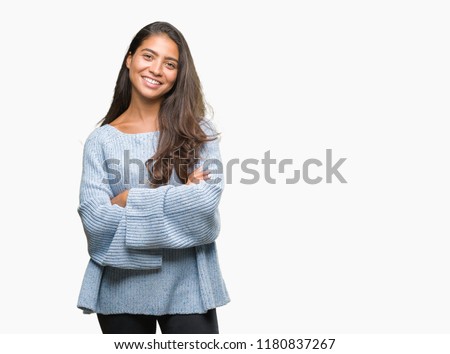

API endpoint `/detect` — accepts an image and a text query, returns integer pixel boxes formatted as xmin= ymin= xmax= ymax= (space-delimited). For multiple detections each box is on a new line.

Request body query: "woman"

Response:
xmin=77 ymin=21 xmax=229 ymax=334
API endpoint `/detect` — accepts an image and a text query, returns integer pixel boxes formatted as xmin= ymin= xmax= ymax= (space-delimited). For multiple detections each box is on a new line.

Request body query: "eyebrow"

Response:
xmin=141 ymin=48 xmax=179 ymax=63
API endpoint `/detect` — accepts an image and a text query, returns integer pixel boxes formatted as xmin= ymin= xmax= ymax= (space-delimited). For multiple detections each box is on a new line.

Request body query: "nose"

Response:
xmin=148 ymin=60 xmax=162 ymax=76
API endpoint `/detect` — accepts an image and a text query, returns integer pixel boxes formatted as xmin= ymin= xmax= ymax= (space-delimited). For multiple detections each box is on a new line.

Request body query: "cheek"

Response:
xmin=167 ymin=71 xmax=178 ymax=85
xmin=132 ymin=63 xmax=144 ymax=74
xmin=129 ymin=59 xmax=146 ymax=74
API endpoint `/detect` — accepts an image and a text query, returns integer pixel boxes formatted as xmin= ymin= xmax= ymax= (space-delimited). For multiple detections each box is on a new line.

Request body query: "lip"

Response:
xmin=142 ymin=76 xmax=163 ymax=89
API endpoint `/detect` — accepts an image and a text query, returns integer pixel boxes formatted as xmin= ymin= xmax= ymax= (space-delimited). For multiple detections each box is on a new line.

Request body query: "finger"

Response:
xmin=192 ymin=171 xmax=210 ymax=178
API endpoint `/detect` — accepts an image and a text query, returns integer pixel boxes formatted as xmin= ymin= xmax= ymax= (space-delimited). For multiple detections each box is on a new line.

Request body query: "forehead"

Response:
xmin=138 ymin=34 xmax=179 ymax=59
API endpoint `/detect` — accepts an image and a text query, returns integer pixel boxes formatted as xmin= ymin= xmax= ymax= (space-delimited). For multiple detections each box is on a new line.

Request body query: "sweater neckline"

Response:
xmin=105 ymin=124 xmax=160 ymax=136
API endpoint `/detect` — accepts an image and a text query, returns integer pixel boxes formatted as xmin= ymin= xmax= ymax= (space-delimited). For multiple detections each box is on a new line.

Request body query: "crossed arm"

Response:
xmin=110 ymin=166 xmax=211 ymax=207
xmin=78 ymin=130 xmax=224 ymax=269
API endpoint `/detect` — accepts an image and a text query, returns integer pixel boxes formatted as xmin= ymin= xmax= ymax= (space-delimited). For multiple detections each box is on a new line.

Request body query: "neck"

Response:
xmin=124 ymin=94 xmax=162 ymax=130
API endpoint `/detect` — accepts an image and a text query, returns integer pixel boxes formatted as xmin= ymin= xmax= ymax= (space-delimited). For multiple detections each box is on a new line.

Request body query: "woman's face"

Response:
xmin=126 ymin=34 xmax=179 ymax=102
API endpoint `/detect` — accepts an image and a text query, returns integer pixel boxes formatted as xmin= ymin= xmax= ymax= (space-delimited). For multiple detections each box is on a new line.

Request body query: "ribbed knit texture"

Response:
xmin=77 ymin=121 xmax=230 ymax=315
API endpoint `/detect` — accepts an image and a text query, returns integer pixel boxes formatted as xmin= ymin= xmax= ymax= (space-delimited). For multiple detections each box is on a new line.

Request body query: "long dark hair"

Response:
xmin=99 ymin=21 xmax=218 ymax=187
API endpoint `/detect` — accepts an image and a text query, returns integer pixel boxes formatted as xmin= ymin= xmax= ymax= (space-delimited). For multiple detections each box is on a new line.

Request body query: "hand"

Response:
xmin=111 ymin=189 xmax=129 ymax=207
xmin=186 ymin=166 xmax=210 ymax=185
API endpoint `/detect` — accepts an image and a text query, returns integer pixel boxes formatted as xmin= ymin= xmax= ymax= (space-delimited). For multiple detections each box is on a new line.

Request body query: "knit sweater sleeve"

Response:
xmin=124 ymin=125 xmax=225 ymax=249
xmin=77 ymin=131 xmax=163 ymax=269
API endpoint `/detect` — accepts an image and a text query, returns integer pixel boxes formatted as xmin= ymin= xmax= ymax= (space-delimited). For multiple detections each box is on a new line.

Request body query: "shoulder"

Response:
xmin=81 ymin=125 xmax=121 ymax=162
xmin=84 ymin=124 xmax=118 ymax=148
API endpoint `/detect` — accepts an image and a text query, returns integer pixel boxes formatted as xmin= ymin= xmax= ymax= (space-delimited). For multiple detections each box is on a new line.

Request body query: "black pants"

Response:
xmin=97 ymin=308 xmax=219 ymax=334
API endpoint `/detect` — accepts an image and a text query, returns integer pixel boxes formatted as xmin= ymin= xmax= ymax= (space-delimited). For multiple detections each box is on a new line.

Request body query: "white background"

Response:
xmin=0 ymin=0 xmax=449 ymax=334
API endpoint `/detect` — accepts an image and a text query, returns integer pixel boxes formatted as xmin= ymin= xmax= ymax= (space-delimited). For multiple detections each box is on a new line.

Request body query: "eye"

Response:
xmin=143 ymin=54 xmax=153 ymax=60
xmin=166 ymin=62 xmax=177 ymax=70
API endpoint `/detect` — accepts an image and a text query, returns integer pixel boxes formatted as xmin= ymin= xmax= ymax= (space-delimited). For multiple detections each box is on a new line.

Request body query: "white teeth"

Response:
xmin=144 ymin=77 xmax=162 ymax=85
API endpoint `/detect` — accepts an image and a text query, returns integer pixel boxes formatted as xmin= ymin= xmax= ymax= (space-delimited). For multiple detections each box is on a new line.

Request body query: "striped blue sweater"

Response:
xmin=77 ymin=121 xmax=230 ymax=315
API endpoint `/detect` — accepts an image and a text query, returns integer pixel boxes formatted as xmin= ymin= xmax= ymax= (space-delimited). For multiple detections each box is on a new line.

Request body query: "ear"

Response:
xmin=126 ymin=52 xmax=132 ymax=69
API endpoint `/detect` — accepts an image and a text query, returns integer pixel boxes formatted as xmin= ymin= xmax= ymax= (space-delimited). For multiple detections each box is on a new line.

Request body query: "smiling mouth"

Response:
xmin=143 ymin=76 xmax=162 ymax=85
